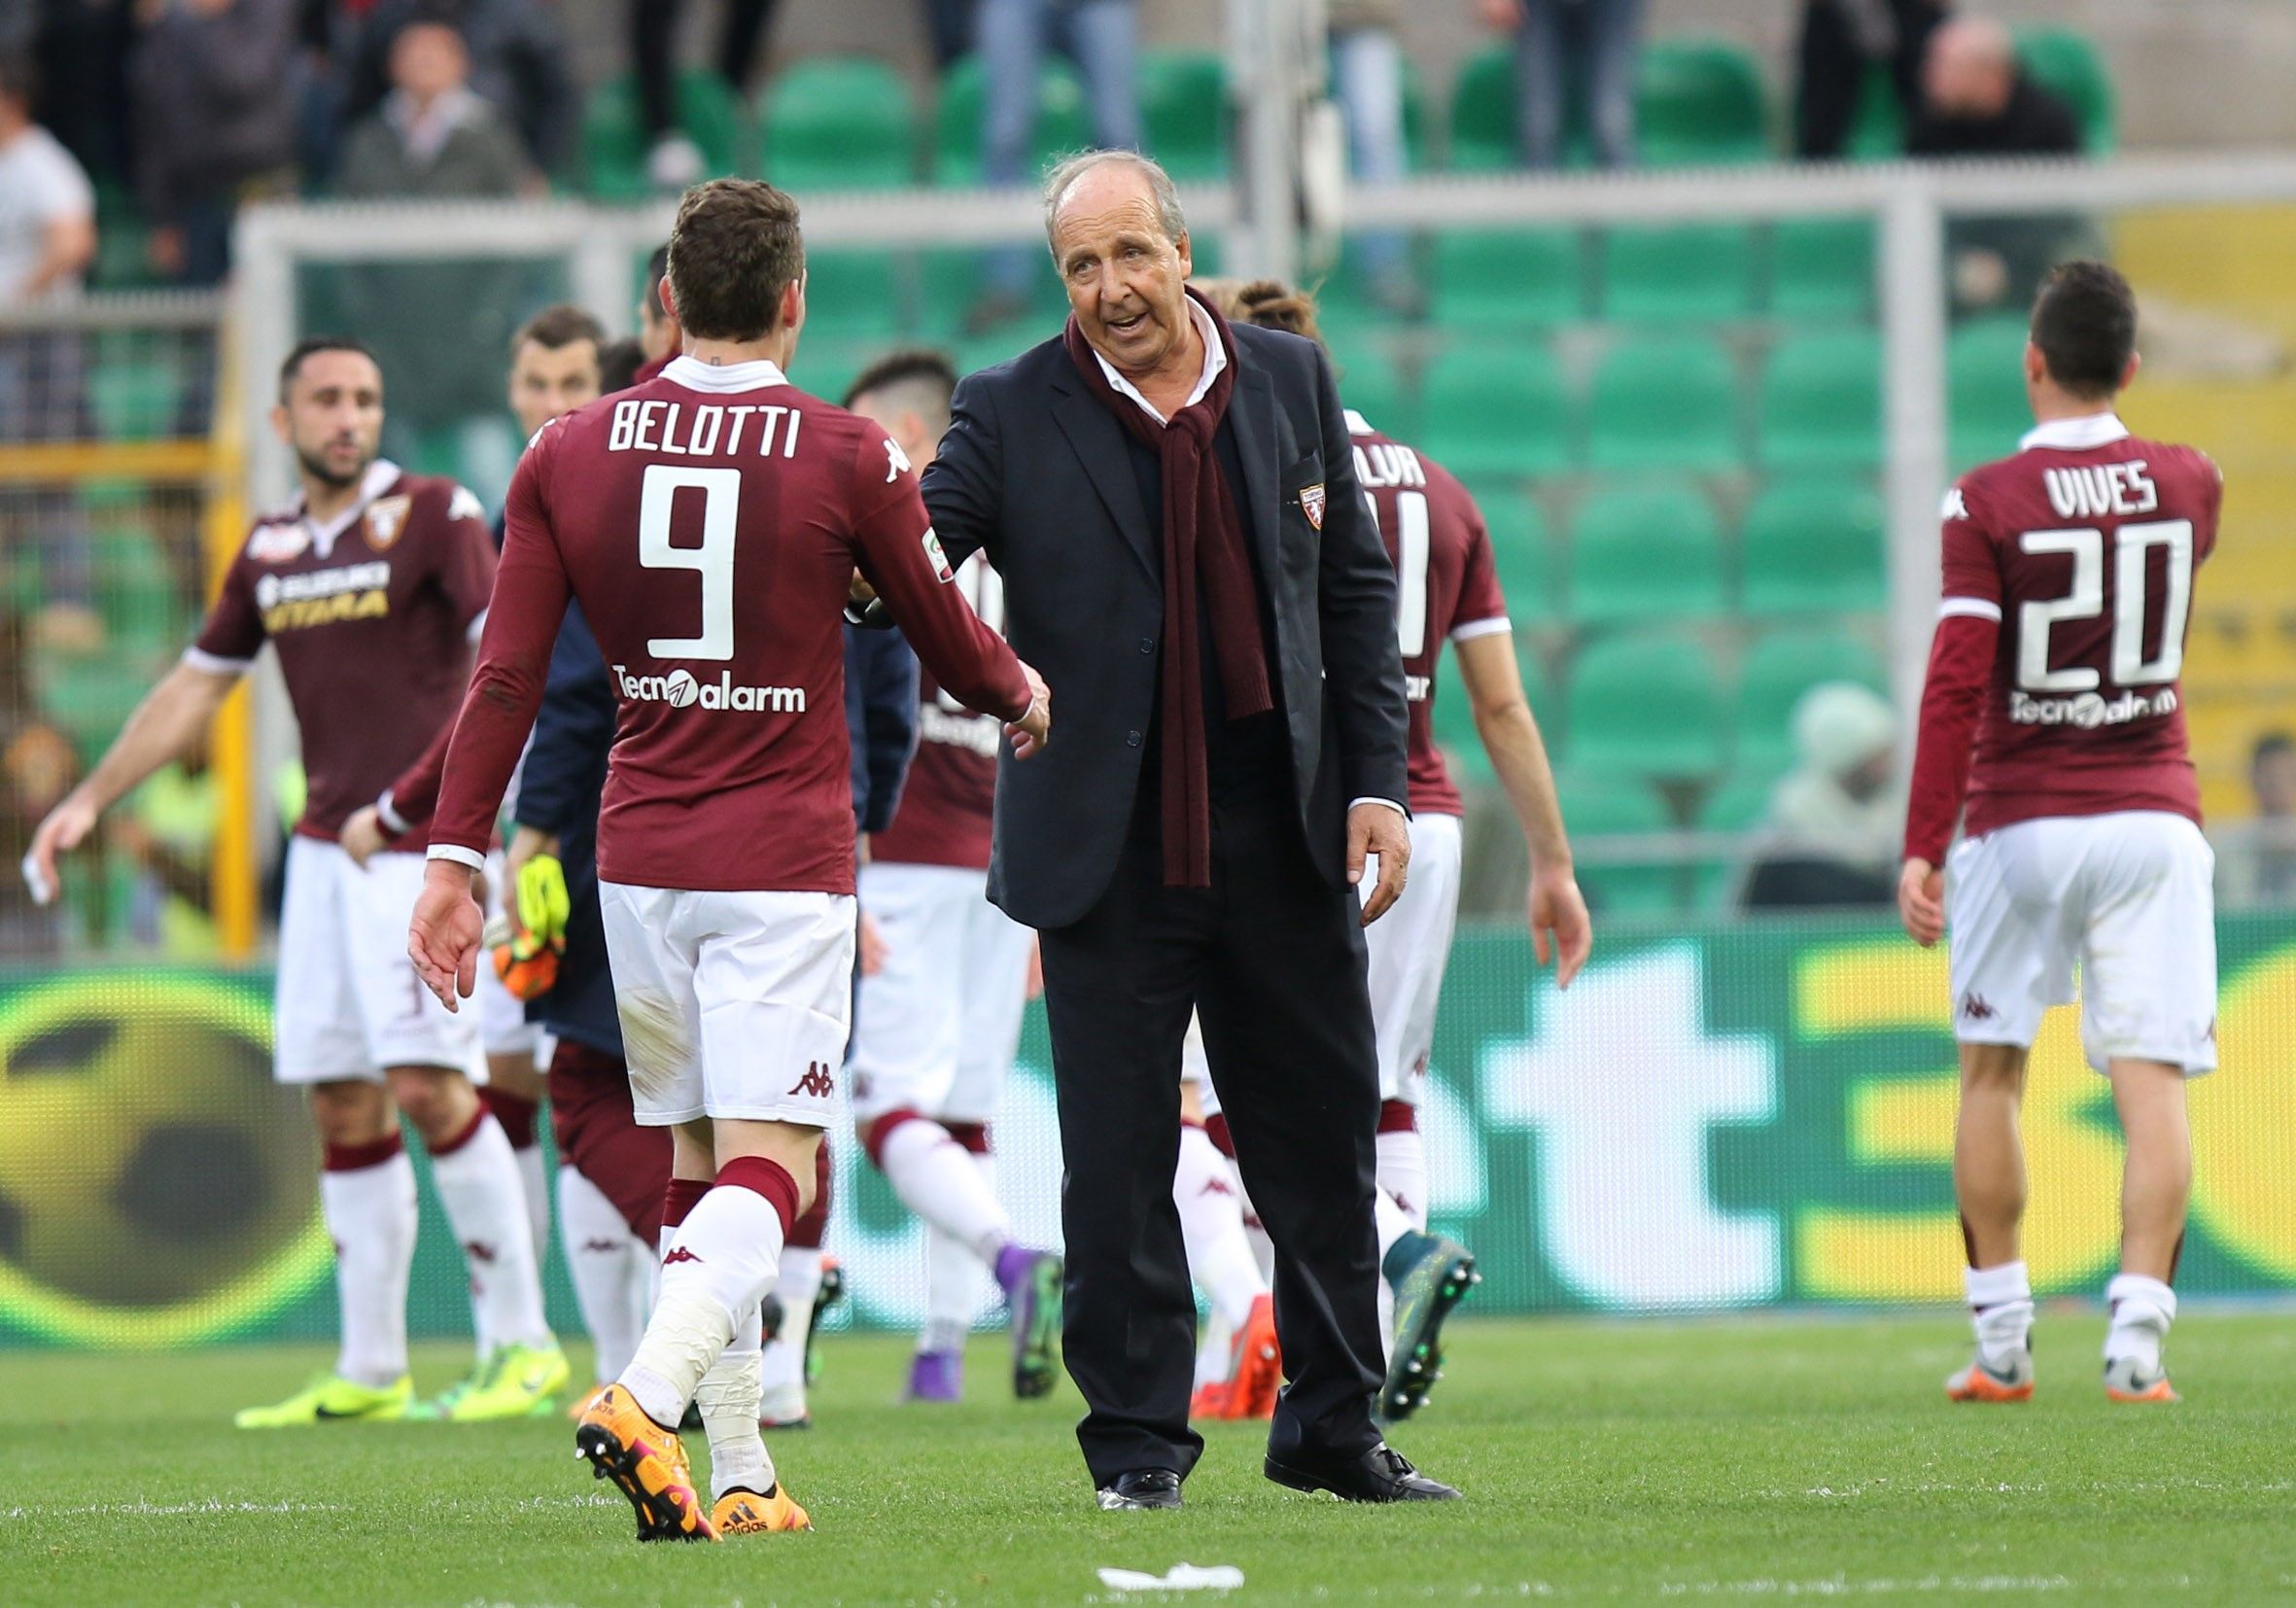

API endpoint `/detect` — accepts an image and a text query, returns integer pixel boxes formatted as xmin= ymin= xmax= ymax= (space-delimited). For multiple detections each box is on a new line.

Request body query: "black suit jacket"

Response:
xmin=921 ymin=321 xmax=1409 ymax=930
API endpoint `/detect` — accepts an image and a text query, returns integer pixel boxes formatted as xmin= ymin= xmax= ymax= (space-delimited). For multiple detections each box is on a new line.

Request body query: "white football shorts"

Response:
xmin=598 ymin=881 xmax=856 ymax=1128
xmin=478 ymin=849 xmax=543 ymax=1061
xmin=273 ymin=837 xmax=483 ymax=1085
xmin=1360 ymin=812 xmax=1464 ymax=1108
xmin=849 ymin=861 xmax=1033 ymax=1126
xmin=1946 ymin=810 xmax=2217 ymax=1075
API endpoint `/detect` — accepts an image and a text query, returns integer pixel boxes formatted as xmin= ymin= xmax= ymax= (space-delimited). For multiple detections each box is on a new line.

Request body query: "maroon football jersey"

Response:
xmin=1349 ymin=411 xmax=1511 ymax=818
xmin=1916 ymin=415 xmax=2219 ymax=854
xmin=428 ymin=357 xmax=1030 ymax=894
xmin=191 ymin=460 xmax=494 ymax=843
xmin=869 ymin=551 xmax=1002 ymax=870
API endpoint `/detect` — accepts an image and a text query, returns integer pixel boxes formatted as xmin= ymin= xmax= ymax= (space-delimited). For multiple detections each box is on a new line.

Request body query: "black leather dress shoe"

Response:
xmin=1096 ymin=1469 xmax=1184 ymax=1510
xmin=1265 ymin=1444 xmax=1461 ymax=1502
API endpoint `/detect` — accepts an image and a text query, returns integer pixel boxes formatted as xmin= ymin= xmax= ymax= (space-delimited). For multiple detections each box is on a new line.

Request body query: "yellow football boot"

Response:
xmin=412 ymin=1342 xmax=571 ymax=1423
xmin=233 ymin=1373 xmax=412 ymax=1428
xmin=575 ymin=1384 xmax=717 ymax=1542
xmin=711 ymin=1485 xmax=813 ymax=1535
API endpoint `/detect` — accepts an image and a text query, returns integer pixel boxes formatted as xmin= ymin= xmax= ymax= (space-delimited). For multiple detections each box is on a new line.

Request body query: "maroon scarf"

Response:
xmin=1064 ymin=293 xmax=1272 ymax=888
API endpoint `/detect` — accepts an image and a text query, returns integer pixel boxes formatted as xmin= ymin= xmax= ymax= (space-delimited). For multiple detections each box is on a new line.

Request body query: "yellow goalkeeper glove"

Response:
xmin=488 ymin=853 xmax=570 ymax=1001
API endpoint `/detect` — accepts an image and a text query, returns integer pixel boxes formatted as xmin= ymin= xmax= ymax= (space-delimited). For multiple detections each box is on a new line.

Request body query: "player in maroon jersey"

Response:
xmin=1183 ymin=281 xmax=1590 ymax=1423
xmin=406 ymin=180 xmax=1047 ymax=1542
xmin=23 ymin=337 xmax=565 ymax=1427
xmin=840 ymin=349 xmax=1064 ymax=1407
xmin=1900 ymin=262 xmax=2219 ymax=1407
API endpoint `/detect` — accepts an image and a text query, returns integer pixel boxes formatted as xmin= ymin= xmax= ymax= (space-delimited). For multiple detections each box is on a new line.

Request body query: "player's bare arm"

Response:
xmin=1455 ymin=629 xmax=1590 ymax=987
xmin=24 ymin=660 xmax=238 ymax=905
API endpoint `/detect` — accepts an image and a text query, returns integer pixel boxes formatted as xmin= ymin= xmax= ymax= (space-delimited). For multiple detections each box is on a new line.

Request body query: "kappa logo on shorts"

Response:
xmin=1198 ymin=1176 xmax=1235 ymax=1200
xmin=1960 ymin=992 xmax=1999 ymax=1022
xmin=788 ymin=1062 xmax=836 ymax=1099
xmin=662 ymin=1246 xmax=704 ymax=1266
xmin=464 ymin=1241 xmax=497 ymax=1265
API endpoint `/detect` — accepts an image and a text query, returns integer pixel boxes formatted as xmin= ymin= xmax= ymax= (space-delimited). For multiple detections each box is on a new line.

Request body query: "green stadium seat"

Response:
xmin=90 ymin=527 xmax=183 ymax=652
xmin=932 ymin=53 xmax=1089 ymax=187
xmin=1328 ymin=342 xmax=1411 ymax=442
xmin=1430 ymin=228 xmax=1583 ymax=329
xmin=1949 ymin=316 xmax=2034 ymax=471
xmin=1757 ymin=331 xmax=1882 ymax=472
xmin=1566 ymin=484 xmax=1726 ymax=624
xmin=1599 ymin=223 xmax=1757 ymax=324
xmin=1445 ymin=45 xmax=1516 ymax=171
xmin=1471 ymin=480 xmax=1557 ymax=624
xmin=34 ymin=648 xmax=154 ymax=763
xmin=1565 ymin=633 xmax=1727 ymax=779
xmin=758 ymin=56 xmax=917 ymax=191
xmin=1740 ymin=478 xmax=1887 ymax=614
xmin=918 ymin=246 xmax=1067 ymax=342
xmin=1553 ymin=768 xmax=1680 ymax=915
xmin=1636 ymin=39 xmax=1769 ymax=167
xmin=1769 ymin=218 xmax=1873 ymax=319
xmin=582 ymin=70 xmax=748 ymax=199
xmin=89 ymin=361 xmax=179 ymax=441
xmin=1736 ymin=627 xmax=1888 ymax=773
xmin=1584 ymin=334 xmax=1741 ymax=473
xmin=798 ymin=248 xmax=906 ymax=343
xmin=1418 ymin=343 xmax=1571 ymax=480
xmin=2016 ymin=27 xmax=2114 ymax=154
xmin=1690 ymin=767 xmax=1781 ymax=909
xmin=1845 ymin=60 xmax=1905 ymax=159
xmin=1142 ymin=49 xmax=1228 ymax=180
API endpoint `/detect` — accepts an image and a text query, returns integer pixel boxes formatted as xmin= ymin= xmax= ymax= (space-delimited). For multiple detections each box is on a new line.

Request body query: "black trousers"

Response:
xmin=1036 ymin=780 xmax=1386 ymax=1486
xmin=1793 ymin=0 xmax=1942 ymax=157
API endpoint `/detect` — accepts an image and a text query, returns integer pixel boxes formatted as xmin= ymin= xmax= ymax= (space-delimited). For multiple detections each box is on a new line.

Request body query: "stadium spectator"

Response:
xmin=333 ymin=19 xmax=531 ymax=465
xmin=967 ymin=0 xmax=1140 ymax=332
xmin=921 ymin=0 xmax=975 ymax=71
xmin=2217 ymin=732 xmax=2296 ymax=909
xmin=347 ymin=0 xmax=577 ymax=179
xmin=1 ymin=718 xmax=76 ymax=957
xmin=128 ymin=0 xmax=299 ymax=287
xmin=334 ymin=19 xmax=532 ymax=200
xmin=1331 ymin=0 xmax=1414 ymax=313
xmin=595 ymin=333 xmax=645 ymax=394
xmin=1480 ymin=0 xmax=1644 ymax=169
xmin=1795 ymin=0 xmax=1950 ymax=159
xmin=0 ymin=51 xmax=94 ymax=303
xmin=1743 ymin=681 xmax=1901 ymax=909
xmin=26 ymin=0 xmax=133 ymax=184
xmin=629 ymin=0 xmax=780 ymax=191
xmin=1906 ymin=16 xmax=2087 ymax=311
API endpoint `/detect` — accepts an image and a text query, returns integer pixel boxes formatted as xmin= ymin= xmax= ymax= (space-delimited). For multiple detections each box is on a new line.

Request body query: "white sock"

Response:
xmin=559 ymin=1166 xmax=648 ymax=1384
xmin=428 ymin=1112 xmax=554 ymax=1353
xmin=758 ymin=1245 xmax=822 ymax=1421
xmin=320 ymin=1146 xmax=417 ymax=1386
xmin=623 ymin=1179 xmax=786 ymax=1428
xmin=1175 ymin=1124 xmax=1266 ymax=1331
xmin=922 ymin=1152 xmax=995 ymax=1353
xmin=1373 ymin=1185 xmax=1414 ymax=1264
xmin=513 ymin=1140 xmax=550 ymax=1263
xmin=877 ymin=1117 xmax=1012 ymax=1267
xmin=1375 ymin=1125 xmax=1430 ymax=1233
xmin=697 ymin=1300 xmax=775 ymax=1500
xmin=1966 ymin=1260 xmax=2035 ymax=1369
xmin=2104 ymin=1273 xmax=2177 ymax=1371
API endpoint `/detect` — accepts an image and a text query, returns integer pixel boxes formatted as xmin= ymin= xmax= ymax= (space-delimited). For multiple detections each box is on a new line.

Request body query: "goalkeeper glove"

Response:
xmin=489 ymin=853 xmax=569 ymax=1001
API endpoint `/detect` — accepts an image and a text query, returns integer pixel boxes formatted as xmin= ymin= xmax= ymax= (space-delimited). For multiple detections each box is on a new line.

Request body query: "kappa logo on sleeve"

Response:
xmin=884 ymin=437 xmax=913 ymax=483
xmin=1941 ymin=487 xmax=1970 ymax=522
xmin=922 ymin=526 xmax=955 ymax=582
xmin=1299 ymin=483 xmax=1327 ymax=531
xmin=447 ymin=485 xmax=485 ymax=522
xmin=246 ymin=522 xmax=310 ymax=564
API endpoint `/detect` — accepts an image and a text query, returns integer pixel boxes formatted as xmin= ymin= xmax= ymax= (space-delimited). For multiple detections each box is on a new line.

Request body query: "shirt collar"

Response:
xmin=2020 ymin=412 xmax=2130 ymax=452
xmin=299 ymin=458 xmax=401 ymax=559
xmin=1093 ymin=295 xmax=1226 ymax=425
xmin=660 ymin=354 xmax=790 ymax=393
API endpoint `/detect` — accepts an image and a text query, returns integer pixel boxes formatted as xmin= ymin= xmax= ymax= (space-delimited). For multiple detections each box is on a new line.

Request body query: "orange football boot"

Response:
xmin=2104 ymin=1357 xmax=2180 ymax=1403
xmin=712 ymin=1484 xmax=813 ymax=1534
xmin=1945 ymin=1351 xmax=2035 ymax=1403
xmin=574 ymin=1384 xmax=717 ymax=1541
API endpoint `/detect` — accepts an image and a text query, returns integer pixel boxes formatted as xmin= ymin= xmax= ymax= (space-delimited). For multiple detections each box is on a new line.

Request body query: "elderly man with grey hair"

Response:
xmin=904 ymin=149 xmax=1456 ymax=1510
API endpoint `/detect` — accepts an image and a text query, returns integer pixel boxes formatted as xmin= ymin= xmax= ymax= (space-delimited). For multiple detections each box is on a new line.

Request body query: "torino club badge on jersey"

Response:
xmin=1300 ymin=483 xmax=1327 ymax=530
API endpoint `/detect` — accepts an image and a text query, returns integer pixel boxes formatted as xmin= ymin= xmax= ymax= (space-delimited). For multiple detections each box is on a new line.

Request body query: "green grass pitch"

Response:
xmin=7 ymin=1311 xmax=2294 ymax=1604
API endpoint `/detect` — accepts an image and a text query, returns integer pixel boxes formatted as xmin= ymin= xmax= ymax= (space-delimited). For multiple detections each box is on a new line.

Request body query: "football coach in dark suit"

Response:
xmin=917 ymin=149 xmax=1457 ymax=1509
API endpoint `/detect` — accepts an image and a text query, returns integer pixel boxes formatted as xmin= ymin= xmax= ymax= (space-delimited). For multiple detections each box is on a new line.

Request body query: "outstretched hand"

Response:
xmin=408 ymin=859 xmax=484 ymax=1010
